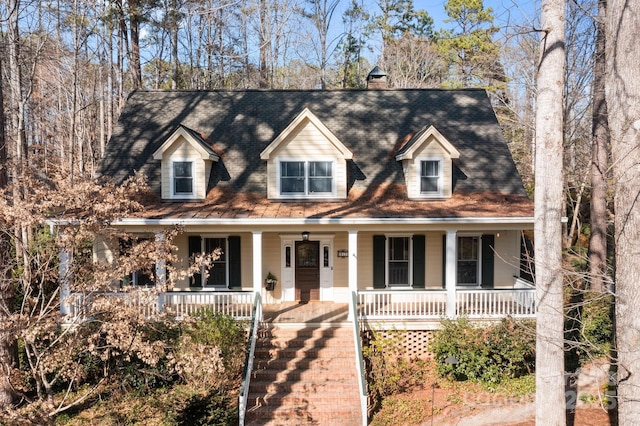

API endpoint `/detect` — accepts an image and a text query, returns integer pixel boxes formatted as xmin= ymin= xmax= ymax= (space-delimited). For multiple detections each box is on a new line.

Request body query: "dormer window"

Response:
xmin=261 ymin=108 xmax=351 ymax=201
xmin=173 ymin=161 xmax=194 ymax=195
xmin=152 ymin=125 xmax=219 ymax=201
xmin=279 ymin=160 xmax=334 ymax=196
xmin=420 ymin=159 xmax=442 ymax=195
xmin=395 ymin=125 xmax=459 ymax=200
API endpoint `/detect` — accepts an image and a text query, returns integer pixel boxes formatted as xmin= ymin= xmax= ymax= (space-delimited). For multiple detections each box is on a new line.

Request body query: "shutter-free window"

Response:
xmin=280 ymin=161 xmax=305 ymax=193
xmin=420 ymin=160 xmax=440 ymax=193
xmin=309 ymin=161 xmax=332 ymax=193
xmin=174 ymin=161 xmax=193 ymax=194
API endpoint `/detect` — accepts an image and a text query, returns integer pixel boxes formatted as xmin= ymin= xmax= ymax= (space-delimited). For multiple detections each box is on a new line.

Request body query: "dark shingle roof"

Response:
xmin=101 ymin=89 xmax=529 ymax=218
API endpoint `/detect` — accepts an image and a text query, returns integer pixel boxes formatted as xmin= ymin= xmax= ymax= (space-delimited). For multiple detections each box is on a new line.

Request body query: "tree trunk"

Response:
xmin=0 ymin=37 xmax=17 ymax=410
xmin=534 ymin=0 xmax=566 ymax=424
xmin=607 ymin=0 xmax=640 ymax=422
xmin=588 ymin=0 xmax=609 ymax=293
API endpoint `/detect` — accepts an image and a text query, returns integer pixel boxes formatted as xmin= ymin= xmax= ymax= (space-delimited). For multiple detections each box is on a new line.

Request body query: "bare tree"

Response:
xmin=534 ymin=0 xmax=566 ymax=424
xmin=0 ymin=35 xmax=17 ymax=410
xmin=607 ymin=0 xmax=640 ymax=421
xmin=588 ymin=0 xmax=609 ymax=293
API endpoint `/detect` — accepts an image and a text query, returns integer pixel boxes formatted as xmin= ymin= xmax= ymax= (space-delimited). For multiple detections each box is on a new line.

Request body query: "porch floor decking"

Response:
xmin=261 ymin=302 xmax=349 ymax=324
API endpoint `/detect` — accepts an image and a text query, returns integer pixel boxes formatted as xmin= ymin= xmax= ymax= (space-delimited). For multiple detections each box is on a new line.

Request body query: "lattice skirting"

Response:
xmin=361 ymin=329 xmax=436 ymax=360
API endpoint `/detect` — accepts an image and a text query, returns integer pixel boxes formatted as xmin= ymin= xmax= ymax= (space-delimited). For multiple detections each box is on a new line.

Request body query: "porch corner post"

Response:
xmin=445 ymin=230 xmax=457 ymax=318
xmin=348 ymin=230 xmax=358 ymax=320
xmin=252 ymin=231 xmax=263 ymax=320
xmin=59 ymin=247 xmax=71 ymax=317
xmin=155 ymin=231 xmax=166 ymax=313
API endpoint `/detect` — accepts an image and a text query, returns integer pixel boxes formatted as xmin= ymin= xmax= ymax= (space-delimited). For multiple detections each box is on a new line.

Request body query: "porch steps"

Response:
xmin=245 ymin=325 xmax=362 ymax=425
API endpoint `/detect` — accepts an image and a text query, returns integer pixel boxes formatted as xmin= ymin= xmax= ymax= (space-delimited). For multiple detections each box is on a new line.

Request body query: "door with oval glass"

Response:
xmin=295 ymin=240 xmax=320 ymax=302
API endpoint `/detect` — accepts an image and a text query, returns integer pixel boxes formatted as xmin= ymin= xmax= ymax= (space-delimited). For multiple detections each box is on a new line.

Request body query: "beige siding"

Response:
xmin=405 ymin=138 xmax=453 ymax=199
xmin=261 ymin=233 xmax=281 ymax=298
xmin=493 ymin=230 xmax=521 ymax=288
xmin=266 ymin=120 xmax=348 ymax=199
xmin=160 ymin=136 xmax=208 ymax=200
xmin=425 ymin=232 xmax=444 ymax=288
xmin=332 ymin=233 xmax=349 ymax=288
xmin=358 ymin=232 xmax=375 ymax=289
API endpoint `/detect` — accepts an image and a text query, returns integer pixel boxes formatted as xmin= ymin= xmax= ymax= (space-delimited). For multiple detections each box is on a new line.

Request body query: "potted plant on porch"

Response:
xmin=265 ymin=272 xmax=277 ymax=291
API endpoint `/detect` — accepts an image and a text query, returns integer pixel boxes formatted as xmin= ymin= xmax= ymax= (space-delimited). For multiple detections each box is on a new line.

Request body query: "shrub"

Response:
xmin=430 ymin=317 xmax=535 ymax=385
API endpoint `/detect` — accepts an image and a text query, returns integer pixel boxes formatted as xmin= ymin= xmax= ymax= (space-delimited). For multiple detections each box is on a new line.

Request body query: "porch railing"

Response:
xmin=164 ymin=291 xmax=254 ymax=319
xmin=357 ymin=287 xmax=535 ymax=320
xmin=358 ymin=290 xmax=448 ymax=319
xmin=455 ymin=288 xmax=536 ymax=318
xmin=350 ymin=291 xmax=369 ymax=426
xmin=239 ymin=291 xmax=262 ymax=426
xmin=68 ymin=290 xmax=254 ymax=321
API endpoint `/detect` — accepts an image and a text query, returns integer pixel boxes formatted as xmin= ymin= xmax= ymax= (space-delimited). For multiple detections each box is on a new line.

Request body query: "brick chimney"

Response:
xmin=367 ymin=66 xmax=387 ymax=89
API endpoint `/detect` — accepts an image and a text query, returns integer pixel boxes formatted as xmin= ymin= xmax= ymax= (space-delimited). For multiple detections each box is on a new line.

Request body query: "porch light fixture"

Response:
xmin=302 ymin=231 xmax=310 ymax=241
xmin=337 ymin=249 xmax=349 ymax=258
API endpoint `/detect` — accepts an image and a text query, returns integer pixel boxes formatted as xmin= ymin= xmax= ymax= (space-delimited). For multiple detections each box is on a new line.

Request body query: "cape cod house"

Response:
xmin=90 ymin=70 xmax=535 ymax=325
xmin=83 ymin=70 xmax=536 ymax=424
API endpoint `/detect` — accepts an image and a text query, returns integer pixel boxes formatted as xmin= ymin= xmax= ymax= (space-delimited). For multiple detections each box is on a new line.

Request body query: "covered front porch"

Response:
xmin=66 ymin=282 xmax=536 ymax=325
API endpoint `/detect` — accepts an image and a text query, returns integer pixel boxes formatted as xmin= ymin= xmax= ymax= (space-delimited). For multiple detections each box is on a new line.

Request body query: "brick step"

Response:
xmin=258 ymin=327 xmax=354 ymax=339
xmin=247 ymin=325 xmax=361 ymax=425
xmin=248 ymin=380 xmax=360 ymax=394
xmin=244 ymin=407 xmax=362 ymax=426
xmin=251 ymin=367 xmax=357 ymax=382
xmin=256 ymin=336 xmax=354 ymax=348
xmin=246 ymin=393 xmax=361 ymax=407
xmin=254 ymin=347 xmax=355 ymax=360
xmin=254 ymin=358 xmax=356 ymax=371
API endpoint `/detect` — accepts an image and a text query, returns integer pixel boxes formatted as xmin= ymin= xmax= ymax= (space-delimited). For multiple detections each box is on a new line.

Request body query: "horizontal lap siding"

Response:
xmin=406 ymin=141 xmax=452 ymax=198
xmin=493 ymin=230 xmax=520 ymax=288
xmin=426 ymin=232 xmax=444 ymax=288
xmin=267 ymin=121 xmax=348 ymax=199
xmin=332 ymin=233 xmax=348 ymax=288
xmin=162 ymin=138 xmax=207 ymax=199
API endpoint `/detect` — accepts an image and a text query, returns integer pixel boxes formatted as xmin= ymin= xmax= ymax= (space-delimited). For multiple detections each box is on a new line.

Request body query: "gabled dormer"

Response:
xmin=395 ymin=125 xmax=460 ymax=199
xmin=153 ymin=125 xmax=219 ymax=201
xmin=260 ymin=108 xmax=353 ymax=200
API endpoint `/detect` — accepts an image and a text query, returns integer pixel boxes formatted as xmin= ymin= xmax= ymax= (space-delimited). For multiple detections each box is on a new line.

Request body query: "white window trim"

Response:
xmin=199 ymin=234 xmax=229 ymax=289
xmin=416 ymin=157 xmax=444 ymax=198
xmin=385 ymin=234 xmax=413 ymax=288
xmin=170 ymin=158 xmax=199 ymax=199
xmin=276 ymin=158 xmax=337 ymax=199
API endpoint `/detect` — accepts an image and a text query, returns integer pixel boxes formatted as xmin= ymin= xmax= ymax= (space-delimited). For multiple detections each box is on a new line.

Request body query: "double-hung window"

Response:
xmin=457 ymin=236 xmax=479 ymax=285
xmin=173 ymin=161 xmax=193 ymax=195
xmin=203 ymin=237 xmax=227 ymax=287
xmin=420 ymin=159 xmax=442 ymax=195
xmin=388 ymin=236 xmax=410 ymax=287
xmin=280 ymin=160 xmax=334 ymax=196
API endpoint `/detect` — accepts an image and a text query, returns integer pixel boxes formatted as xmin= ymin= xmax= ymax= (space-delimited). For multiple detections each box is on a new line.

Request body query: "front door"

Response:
xmin=295 ymin=241 xmax=320 ymax=302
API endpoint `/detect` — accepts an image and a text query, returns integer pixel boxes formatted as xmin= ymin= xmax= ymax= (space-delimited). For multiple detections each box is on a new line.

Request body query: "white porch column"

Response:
xmin=348 ymin=230 xmax=358 ymax=320
xmin=59 ymin=248 xmax=71 ymax=316
xmin=445 ymin=230 xmax=457 ymax=318
xmin=155 ymin=231 xmax=166 ymax=313
xmin=252 ymin=231 xmax=263 ymax=307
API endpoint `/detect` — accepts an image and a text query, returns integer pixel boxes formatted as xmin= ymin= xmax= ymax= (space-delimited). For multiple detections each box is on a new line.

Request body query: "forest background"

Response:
xmin=1 ymin=0 xmax=626 ymax=423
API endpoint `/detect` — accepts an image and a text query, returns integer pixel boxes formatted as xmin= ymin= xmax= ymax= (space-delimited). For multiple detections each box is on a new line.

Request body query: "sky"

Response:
xmin=414 ymin=0 xmax=540 ymax=30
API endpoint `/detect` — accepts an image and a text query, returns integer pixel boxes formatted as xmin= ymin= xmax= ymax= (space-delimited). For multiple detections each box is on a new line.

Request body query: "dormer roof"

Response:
xmin=152 ymin=124 xmax=219 ymax=161
xmin=259 ymin=108 xmax=353 ymax=160
xmin=395 ymin=125 xmax=460 ymax=161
